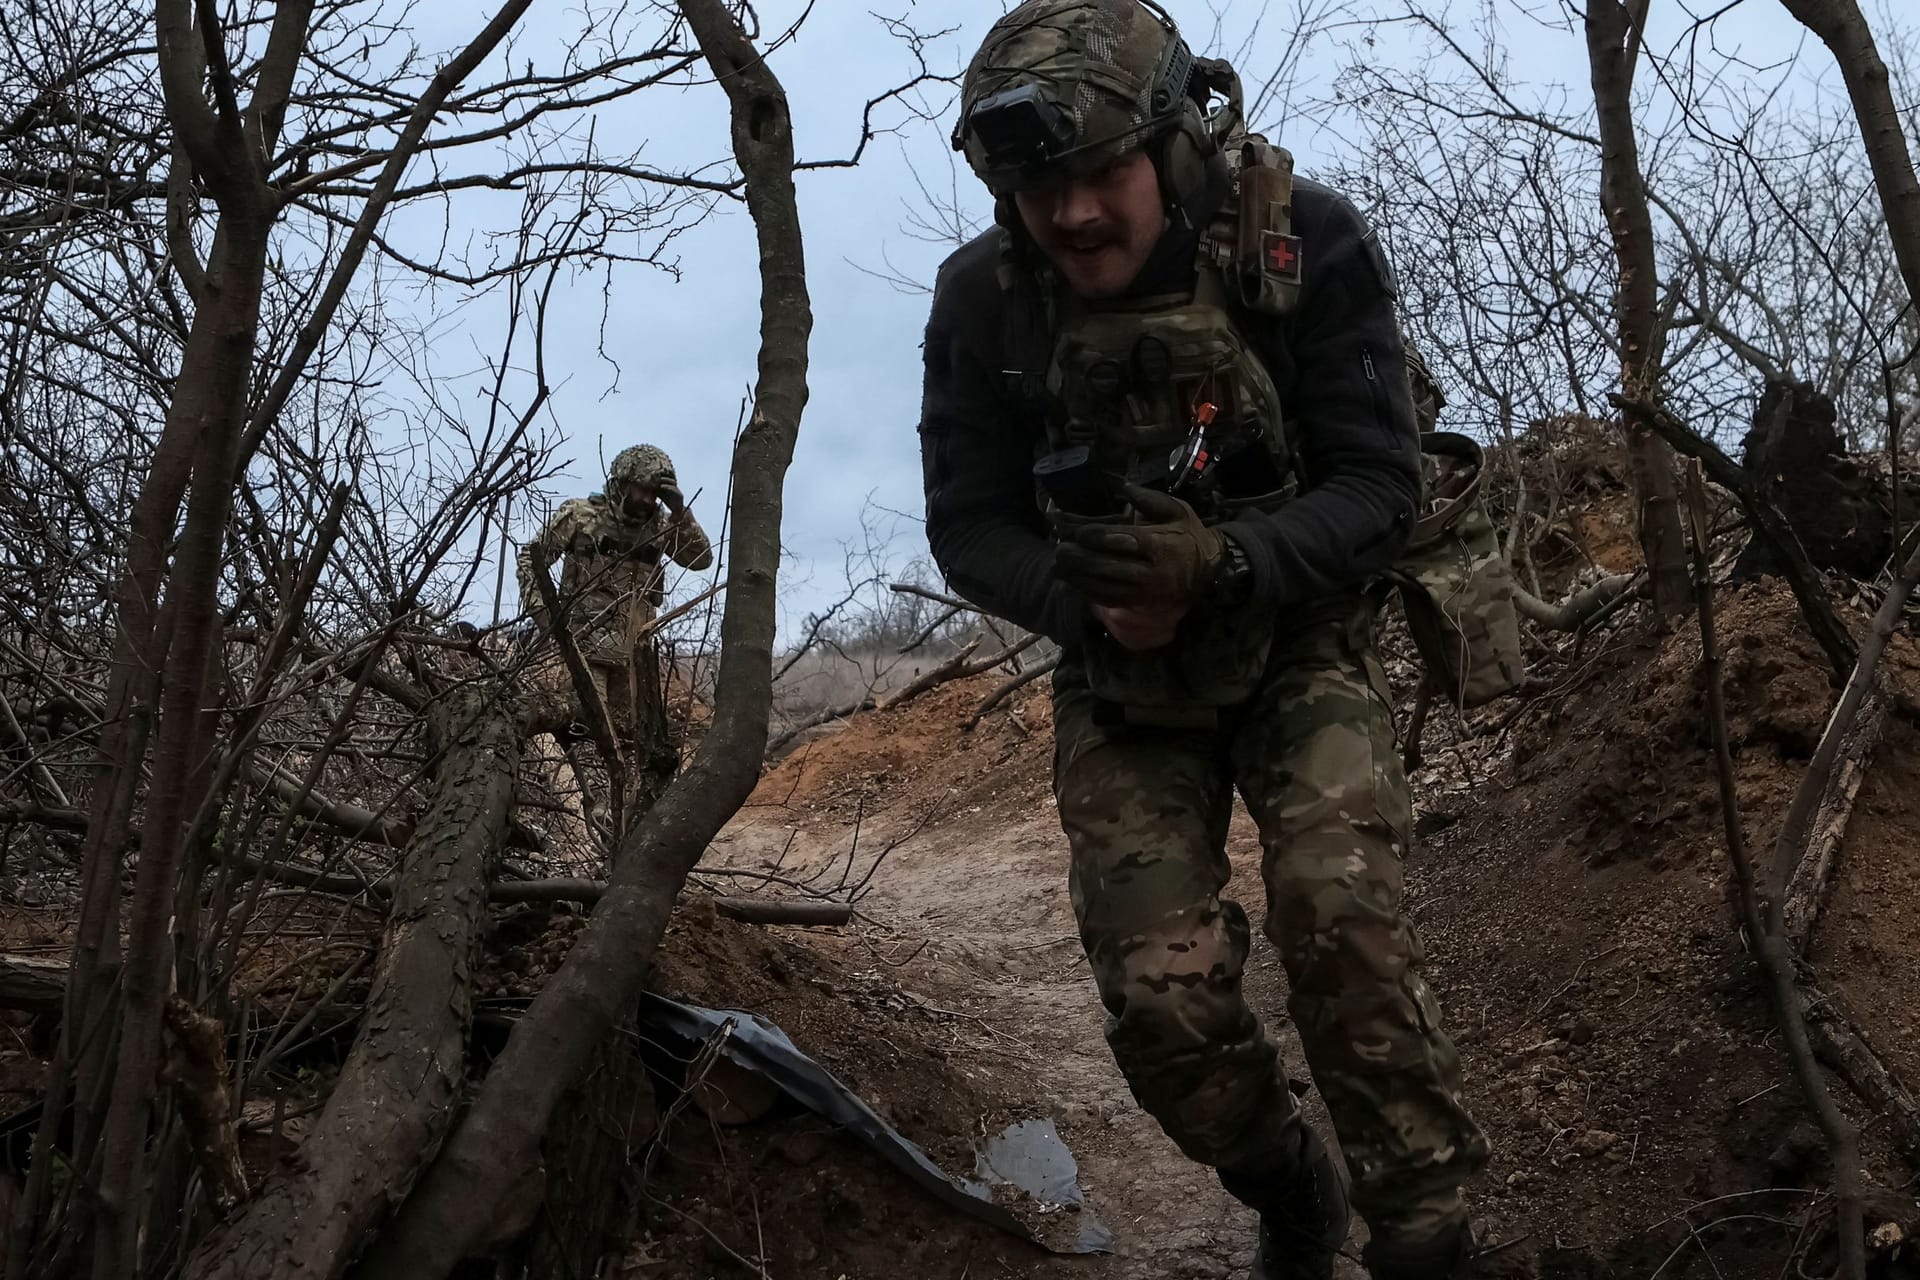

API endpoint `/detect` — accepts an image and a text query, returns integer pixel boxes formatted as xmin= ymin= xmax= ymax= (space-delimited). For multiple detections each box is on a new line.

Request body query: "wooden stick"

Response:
xmin=484 ymin=878 xmax=849 ymax=926
xmin=888 ymin=581 xmax=976 ymax=612
xmin=1686 ymin=461 xmax=1866 ymax=1280
xmin=1510 ymin=573 xmax=1639 ymax=631
xmin=526 ymin=548 xmax=627 ymax=836
xmin=1772 ymin=529 xmax=1920 ymax=946
xmin=1783 ymin=693 xmax=1884 ymax=952
xmin=964 ymin=653 xmax=1060 ymax=731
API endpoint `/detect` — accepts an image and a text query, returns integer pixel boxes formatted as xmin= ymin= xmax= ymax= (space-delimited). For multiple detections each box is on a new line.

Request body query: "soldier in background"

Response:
xmin=517 ymin=444 xmax=712 ymax=837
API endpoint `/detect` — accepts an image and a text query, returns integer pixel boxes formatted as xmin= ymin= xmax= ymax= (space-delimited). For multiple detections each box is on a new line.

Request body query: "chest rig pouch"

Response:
xmin=1041 ymin=290 xmax=1296 ymax=720
xmin=1001 ymin=128 xmax=1316 ymax=723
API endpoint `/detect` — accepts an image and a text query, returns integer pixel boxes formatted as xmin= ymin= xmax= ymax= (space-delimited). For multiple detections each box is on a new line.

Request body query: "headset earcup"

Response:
xmin=1157 ymin=107 xmax=1222 ymax=227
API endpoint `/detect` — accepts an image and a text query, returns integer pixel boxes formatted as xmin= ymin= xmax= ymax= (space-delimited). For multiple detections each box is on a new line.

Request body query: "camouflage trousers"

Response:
xmin=528 ymin=645 xmax=662 ymax=746
xmin=528 ymin=643 xmax=678 ymax=831
xmin=1051 ymin=595 xmax=1488 ymax=1241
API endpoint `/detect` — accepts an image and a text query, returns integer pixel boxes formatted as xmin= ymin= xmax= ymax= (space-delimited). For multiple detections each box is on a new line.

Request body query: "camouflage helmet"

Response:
xmin=952 ymin=0 xmax=1198 ymax=196
xmin=607 ymin=444 xmax=676 ymax=494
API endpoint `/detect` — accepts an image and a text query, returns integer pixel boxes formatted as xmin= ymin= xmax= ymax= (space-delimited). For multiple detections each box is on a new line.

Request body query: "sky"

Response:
xmin=405 ymin=0 xmax=1843 ymax=638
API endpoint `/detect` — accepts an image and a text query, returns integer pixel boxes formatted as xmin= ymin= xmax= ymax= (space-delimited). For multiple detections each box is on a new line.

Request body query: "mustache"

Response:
xmin=1057 ymin=227 xmax=1119 ymax=249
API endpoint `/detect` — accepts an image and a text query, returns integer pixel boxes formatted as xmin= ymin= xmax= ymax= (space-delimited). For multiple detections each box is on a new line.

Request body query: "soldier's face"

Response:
xmin=1013 ymin=150 xmax=1165 ymax=300
xmin=621 ymin=480 xmax=658 ymax=518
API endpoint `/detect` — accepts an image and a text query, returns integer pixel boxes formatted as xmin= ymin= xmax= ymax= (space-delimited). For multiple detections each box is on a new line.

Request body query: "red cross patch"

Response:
xmin=1262 ymin=232 xmax=1303 ymax=281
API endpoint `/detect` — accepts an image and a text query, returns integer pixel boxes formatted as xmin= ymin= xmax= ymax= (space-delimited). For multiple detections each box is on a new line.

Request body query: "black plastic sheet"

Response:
xmin=637 ymin=993 xmax=1114 ymax=1255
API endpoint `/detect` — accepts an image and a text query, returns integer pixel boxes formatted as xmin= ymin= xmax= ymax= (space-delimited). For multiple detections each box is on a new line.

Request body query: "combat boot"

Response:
xmin=1363 ymin=1221 xmax=1537 ymax=1279
xmin=1219 ymin=1125 xmax=1351 ymax=1280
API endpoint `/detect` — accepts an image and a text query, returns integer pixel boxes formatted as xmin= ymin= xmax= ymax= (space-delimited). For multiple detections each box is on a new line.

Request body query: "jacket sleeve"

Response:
xmin=660 ymin=508 xmax=714 ymax=572
xmin=918 ymin=243 xmax=1093 ymax=646
xmin=517 ymin=500 xmax=590 ymax=622
xmin=1217 ymin=192 xmax=1423 ymax=607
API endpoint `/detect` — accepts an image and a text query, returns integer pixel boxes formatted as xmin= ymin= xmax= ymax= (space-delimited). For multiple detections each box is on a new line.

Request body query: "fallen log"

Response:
xmin=875 ymin=636 xmax=982 ymax=712
xmin=184 ymin=686 xmax=518 ymax=1280
xmin=485 ymin=880 xmax=849 ymax=927
xmin=0 ymin=958 xmax=64 ymax=1015
xmin=879 ymin=632 xmax=1037 ymax=713
xmin=765 ymin=694 xmax=875 ymax=756
xmin=1510 ymin=573 xmax=1639 ymax=631
xmin=1774 ymin=526 xmax=1920 ymax=952
xmin=1783 ymin=693 xmax=1886 ymax=952
xmin=1803 ymin=984 xmax=1920 ymax=1170
xmin=708 ymin=897 xmax=851 ymax=927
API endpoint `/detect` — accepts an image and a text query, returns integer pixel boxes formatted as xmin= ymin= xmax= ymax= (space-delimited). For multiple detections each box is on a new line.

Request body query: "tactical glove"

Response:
xmin=657 ymin=480 xmax=686 ymax=514
xmin=1054 ymin=484 xmax=1227 ymax=610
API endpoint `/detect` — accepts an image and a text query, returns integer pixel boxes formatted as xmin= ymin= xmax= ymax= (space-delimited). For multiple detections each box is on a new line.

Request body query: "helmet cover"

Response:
xmin=954 ymin=0 xmax=1192 ymax=194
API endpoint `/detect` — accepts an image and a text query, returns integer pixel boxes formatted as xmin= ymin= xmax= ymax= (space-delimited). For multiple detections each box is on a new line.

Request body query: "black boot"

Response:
xmin=1363 ymin=1221 xmax=1537 ymax=1279
xmin=1219 ymin=1126 xmax=1351 ymax=1280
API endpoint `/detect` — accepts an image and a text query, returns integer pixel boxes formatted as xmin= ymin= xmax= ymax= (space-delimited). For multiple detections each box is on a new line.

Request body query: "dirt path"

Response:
xmin=655 ymin=600 xmax=1920 ymax=1279
xmin=701 ymin=748 xmax=1368 ymax=1279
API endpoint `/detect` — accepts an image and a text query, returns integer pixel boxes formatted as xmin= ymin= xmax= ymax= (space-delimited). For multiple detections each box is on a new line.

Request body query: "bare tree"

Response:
xmin=1777 ymin=0 xmax=1920 ymax=306
xmin=0 ymin=2 xmax=729 ymax=1274
xmin=1585 ymin=0 xmax=1691 ymax=616
xmin=350 ymin=2 xmax=812 ymax=1272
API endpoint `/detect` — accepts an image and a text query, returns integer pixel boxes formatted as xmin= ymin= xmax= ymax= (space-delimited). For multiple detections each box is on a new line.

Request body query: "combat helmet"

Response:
xmin=950 ymin=0 xmax=1238 ymax=222
xmin=607 ymin=444 xmax=677 ymax=519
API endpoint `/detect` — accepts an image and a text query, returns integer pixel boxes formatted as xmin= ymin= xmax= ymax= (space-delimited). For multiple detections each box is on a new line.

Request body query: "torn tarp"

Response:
xmin=637 ymin=993 xmax=1114 ymax=1255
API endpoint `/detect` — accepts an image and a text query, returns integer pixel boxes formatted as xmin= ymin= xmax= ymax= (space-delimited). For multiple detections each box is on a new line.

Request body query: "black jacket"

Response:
xmin=917 ymin=178 xmax=1422 ymax=647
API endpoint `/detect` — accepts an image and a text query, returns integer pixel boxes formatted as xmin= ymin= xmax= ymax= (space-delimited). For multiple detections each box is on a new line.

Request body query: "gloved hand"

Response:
xmin=657 ymin=480 xmax=686 ymax=515
xmin=1054 ymin=484 xmax=1226 ymax=610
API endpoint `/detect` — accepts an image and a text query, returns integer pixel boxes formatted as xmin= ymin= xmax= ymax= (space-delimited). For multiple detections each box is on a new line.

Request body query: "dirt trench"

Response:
xmin=627 ymin=585 xmax=1920 ymax=1280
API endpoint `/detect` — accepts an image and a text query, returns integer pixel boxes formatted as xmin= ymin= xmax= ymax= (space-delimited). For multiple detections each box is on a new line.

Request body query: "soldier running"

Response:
xmin=920 ymin=3 xmax=1519 ymax=1276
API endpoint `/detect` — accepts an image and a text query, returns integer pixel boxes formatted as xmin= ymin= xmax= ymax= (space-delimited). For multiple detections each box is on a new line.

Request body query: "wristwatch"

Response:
xmin=1210 ymin=532 xmax=1254 ymax=604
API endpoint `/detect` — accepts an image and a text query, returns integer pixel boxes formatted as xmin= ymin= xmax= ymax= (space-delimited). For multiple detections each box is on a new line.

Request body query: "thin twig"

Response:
xmin=1686 ymin=461 xmax=1865 ymax=1280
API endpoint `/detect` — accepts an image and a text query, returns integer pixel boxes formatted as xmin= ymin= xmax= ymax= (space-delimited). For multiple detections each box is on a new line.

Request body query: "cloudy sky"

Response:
xmin=425 ymin=0 xmax=1840 ymax=637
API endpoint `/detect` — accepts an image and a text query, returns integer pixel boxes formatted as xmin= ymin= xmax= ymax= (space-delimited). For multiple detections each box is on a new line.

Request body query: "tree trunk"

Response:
xmin=517 ymin=1033 xmax=657 ymax=1280
xmin=354 ymin=3 xmax=811 ymax=1273
xmin=89 ymin=201 xmax=278 ymax=1280
xmin=183 ymin=687 xmax=517 ymax=1280
xmin=521 ymin=643 xmax=677 ymax=1276
xmin=1775 ymin=0 xmax=1920 ymax=309
xmin=1586 ymin=0 xmax=1691 ymax=618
